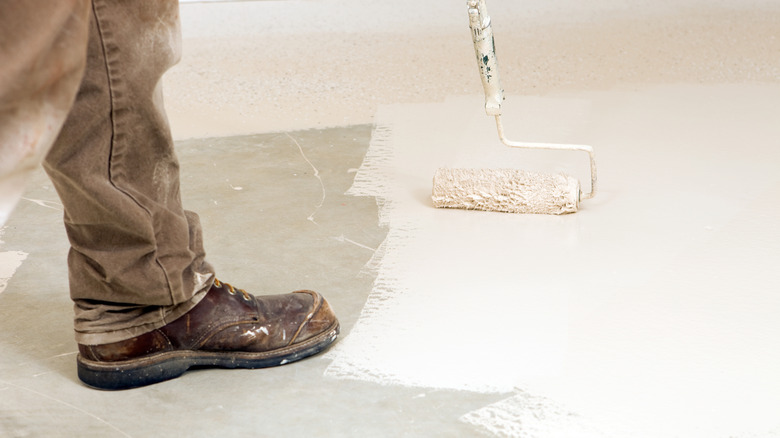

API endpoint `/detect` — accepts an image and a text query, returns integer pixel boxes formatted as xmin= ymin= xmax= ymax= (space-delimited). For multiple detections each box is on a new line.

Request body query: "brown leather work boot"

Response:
xmin=76 ymin=279 xmax=340 ymax=390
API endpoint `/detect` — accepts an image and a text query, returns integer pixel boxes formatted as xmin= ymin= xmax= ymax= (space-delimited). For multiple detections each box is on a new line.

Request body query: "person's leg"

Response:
xmin=43 ymin=0 xmax=215 ymax=345
xmin=0 ymin=0 xmax=91 ymax=226
xmin=42 ymin=0 xmax=339 ymax=389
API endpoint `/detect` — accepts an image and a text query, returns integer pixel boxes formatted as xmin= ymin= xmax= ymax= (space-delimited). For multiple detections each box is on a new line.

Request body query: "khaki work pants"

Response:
xmin=0 ymin=0 xmax=214 ymax=344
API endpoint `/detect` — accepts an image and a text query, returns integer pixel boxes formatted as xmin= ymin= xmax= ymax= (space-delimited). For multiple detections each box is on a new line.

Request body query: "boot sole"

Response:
xmin=77 ymin=321 xmax=339 ymax=390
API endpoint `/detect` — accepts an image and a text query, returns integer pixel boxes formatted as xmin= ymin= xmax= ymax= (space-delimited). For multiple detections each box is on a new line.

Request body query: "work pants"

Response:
xmin=0 ymin=0 xmax=214 ymax=344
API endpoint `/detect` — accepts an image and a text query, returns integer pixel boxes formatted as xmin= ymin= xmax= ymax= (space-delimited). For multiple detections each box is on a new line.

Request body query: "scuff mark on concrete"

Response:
xmin=0 ymin=378 xmax=133 ymax=438
xmin=21 ymin=197 xmax=63 ymax=211
xmin=332 ymin=234 xmax=376 ymax=252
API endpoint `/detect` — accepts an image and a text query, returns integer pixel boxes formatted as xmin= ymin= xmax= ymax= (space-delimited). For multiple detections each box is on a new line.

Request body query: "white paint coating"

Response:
xmin=326 ymin=84 xmax=780 ymax=437
xmin=461 ymin=391 xmax=615 ymax=438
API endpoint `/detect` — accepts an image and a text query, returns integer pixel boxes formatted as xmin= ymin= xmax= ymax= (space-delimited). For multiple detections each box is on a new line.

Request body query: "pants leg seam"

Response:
xmin=90 ymin=0 xmax=175 ymax=304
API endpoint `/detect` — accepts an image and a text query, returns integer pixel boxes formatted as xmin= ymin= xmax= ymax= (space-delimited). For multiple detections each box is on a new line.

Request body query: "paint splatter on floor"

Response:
xmin=0 ymin=227 xmax=27 ymax=295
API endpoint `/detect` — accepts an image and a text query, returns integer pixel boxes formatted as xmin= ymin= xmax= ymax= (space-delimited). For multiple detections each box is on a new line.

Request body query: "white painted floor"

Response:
xmin=1 ymin=1 xmax=779 ymax=437
xmin=327 ymin=85 xmax=780 ymax=437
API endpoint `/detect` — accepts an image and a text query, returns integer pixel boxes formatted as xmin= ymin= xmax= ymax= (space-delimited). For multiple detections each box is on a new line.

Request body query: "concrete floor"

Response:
xmin=0 ymin=127 xmax=499 ymax=437
xmin=2 ymin=0 xmax=780 ymax=437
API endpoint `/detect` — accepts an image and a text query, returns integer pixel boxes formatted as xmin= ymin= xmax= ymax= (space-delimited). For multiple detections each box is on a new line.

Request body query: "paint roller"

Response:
xmin=431 ymin=0 xmax=597 ymax=215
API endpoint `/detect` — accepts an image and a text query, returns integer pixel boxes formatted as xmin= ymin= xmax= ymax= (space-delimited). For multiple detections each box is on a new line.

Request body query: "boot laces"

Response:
xmin=214 ymin=278 xmax=251 ymax=301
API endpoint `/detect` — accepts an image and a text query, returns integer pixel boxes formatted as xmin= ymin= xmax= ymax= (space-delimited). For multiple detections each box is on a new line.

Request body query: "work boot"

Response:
xmin=76 ymin=279 xmax=340 ymax=390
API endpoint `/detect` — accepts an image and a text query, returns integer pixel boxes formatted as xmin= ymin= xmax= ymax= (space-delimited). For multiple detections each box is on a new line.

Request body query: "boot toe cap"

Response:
xmin=291 ymin=290 xmax=339 ymax=344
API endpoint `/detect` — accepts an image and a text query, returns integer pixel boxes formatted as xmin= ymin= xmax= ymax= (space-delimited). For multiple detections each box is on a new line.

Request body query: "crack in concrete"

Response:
xmin=286 ymin=132 xmax=326 ymax=224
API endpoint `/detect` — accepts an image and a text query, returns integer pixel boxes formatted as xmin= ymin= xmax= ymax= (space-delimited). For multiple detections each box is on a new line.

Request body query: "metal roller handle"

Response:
xmin=467 ymin=0 xmax=597 ymax=200
xmin=468 ymin=0 xmax=503 ymax=116
xmin=495 ymin=117 xmax=598 ymax=200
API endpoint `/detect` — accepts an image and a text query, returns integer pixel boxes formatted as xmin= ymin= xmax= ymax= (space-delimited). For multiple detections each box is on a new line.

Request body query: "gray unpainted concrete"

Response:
xmin=0 ymin=126 xmax=505 ymax=437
